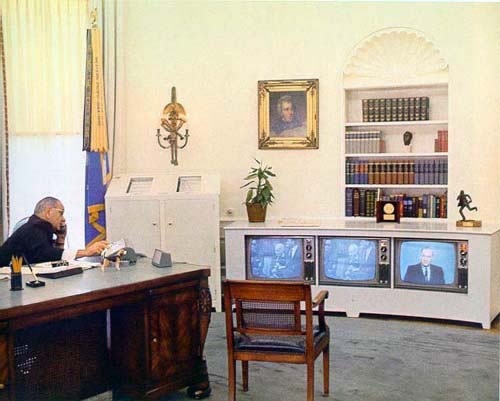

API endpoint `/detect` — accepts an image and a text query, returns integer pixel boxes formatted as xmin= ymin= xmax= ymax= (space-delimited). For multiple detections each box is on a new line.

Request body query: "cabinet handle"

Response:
xmin=0 ymin=383 xmax=5 ymax=390
xmin=152 ymin=338 xmax=158 ymax=343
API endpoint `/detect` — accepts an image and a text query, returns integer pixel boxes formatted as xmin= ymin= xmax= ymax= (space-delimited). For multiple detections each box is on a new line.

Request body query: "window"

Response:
xmin=2 ymin=0 xmax=89 ymax=247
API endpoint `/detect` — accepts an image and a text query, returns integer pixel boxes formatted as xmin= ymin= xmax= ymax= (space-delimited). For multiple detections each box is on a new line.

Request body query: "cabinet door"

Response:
xmin=107 ymin=200 xmax=161 ymax=257
xmin=162 ymin=200 xmax=217 ymax=266
xmin=149 ymin=285 xmax=201 ymax=382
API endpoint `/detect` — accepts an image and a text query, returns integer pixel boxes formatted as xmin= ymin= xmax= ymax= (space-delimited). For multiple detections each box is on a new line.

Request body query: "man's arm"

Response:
xmin=75 ymin=240 xmax=109 ymax=259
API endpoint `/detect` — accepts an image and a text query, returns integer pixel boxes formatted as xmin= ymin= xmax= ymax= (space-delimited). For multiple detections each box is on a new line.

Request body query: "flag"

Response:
xmin=83 ymin=26 xmax=110 ymax=246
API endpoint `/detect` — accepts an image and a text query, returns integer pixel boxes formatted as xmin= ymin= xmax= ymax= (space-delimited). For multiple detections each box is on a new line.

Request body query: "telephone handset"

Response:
xmin=54 ymin=224 xmax=67 ymax=246
xmin=54 ymin=222 xmax=66 ymax=235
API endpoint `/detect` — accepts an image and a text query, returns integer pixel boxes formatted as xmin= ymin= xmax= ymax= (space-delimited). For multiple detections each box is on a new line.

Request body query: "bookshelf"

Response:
xmin=342 ymin=29 xmax=449 ymax=221
xmin=343 ymin=84 xmax=449 ymax=220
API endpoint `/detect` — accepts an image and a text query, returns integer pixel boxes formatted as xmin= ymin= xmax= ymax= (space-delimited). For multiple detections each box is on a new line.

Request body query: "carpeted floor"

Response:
xmin=91 ymin=313 xmax=499 ymax=401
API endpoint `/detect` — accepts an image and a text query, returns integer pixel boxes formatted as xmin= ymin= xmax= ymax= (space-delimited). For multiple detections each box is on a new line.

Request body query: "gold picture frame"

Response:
xmin=258 ymin=79 xmax=318 ymax=149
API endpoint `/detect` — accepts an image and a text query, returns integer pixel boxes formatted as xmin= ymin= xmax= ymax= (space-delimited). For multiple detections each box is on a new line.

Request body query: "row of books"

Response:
xmin=346 ymin=159 xmax=448 ymax=185
xmin=345 ymin=131 xmax=383 ymax=154
xmin=345 ymin=188 xmax=447 ymax=218
xmin=434 ymin=130 xmax=448 ymax=152
xmin=362 ymin=97 xmax=430 ymax=122
xmin=380 ymin=193 xmax=448 ymax=219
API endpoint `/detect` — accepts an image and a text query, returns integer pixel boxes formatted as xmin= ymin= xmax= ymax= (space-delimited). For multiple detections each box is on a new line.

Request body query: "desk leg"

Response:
xmin=186 ymin=284 xmax=212 ymax=399
xmin=0 ymin=322 xmax=9 ymax=401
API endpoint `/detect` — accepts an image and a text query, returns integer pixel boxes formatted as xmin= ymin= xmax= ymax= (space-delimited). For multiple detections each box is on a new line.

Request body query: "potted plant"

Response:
xmin=241 ymin=159 xmax=275 ymax=222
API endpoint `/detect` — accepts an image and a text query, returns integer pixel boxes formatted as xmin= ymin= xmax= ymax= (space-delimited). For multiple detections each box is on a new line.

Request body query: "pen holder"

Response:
xmin=10 ymin=273 xmax=23 ymax=291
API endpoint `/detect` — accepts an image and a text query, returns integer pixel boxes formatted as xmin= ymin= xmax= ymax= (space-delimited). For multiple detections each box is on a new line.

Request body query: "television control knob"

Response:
xmin=305 ymin=244 xmax=312 ymax=251
xmin=460 ymin=250 xmax=468 ymax=256
xmin=380 ymin=254 xmax=387 ymax=261
xmin=460 ymin=258 xmax=467 ymax=266
xmin=306 ymin=252 xmax=312 ymax=259
xmin=380 ymin=246 xmax=387 ymax=253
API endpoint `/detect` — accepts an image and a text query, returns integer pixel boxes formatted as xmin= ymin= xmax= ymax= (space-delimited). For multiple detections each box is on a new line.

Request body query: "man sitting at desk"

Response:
xmin=0 ymin=197 xmax=108 ymax=266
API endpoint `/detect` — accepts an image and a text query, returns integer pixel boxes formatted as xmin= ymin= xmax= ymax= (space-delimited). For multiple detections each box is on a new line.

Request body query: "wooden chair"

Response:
xmin=223 ymin=280 xmax=330 ymax=401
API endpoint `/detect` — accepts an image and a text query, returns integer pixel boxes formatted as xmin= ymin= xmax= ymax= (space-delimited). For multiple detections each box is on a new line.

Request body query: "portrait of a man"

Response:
xmin=269 ymin=92 xmax=307 ymax=137
xmin=258 ymin=79 xmax=318 ymax=149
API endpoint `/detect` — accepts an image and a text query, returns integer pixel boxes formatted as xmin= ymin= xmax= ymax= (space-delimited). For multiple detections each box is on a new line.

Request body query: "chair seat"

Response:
xmin=234 ymin=325 xmax=329 ymax=354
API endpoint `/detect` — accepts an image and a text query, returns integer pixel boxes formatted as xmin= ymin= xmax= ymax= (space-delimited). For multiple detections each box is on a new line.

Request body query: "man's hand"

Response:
xmin=76 ymin=240 xmax=110 ymax=258
xmin=55 ymin=224 xmax=67 ymax=248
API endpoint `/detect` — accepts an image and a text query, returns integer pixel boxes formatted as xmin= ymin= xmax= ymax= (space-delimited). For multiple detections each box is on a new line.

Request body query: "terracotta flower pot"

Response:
xmin=246 ymin=203 xmax=267 ymax=222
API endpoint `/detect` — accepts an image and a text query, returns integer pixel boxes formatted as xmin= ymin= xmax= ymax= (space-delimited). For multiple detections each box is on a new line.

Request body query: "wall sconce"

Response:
xmin=156 ymin=87 xmax=189 ymax=166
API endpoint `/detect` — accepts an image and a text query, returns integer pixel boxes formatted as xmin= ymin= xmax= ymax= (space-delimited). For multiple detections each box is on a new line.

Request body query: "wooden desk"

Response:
xmin=0 ymin=260 xmax=212 ymax=401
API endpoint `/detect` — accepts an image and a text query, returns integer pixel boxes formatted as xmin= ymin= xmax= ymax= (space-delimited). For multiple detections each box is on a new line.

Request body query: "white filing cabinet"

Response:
xmin=105 ymin=173 xmax=221 ymax=310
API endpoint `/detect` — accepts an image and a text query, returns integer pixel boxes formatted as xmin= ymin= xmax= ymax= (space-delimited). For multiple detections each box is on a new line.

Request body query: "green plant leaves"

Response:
xmin=241 ymin=159 xmax=275 ymax=206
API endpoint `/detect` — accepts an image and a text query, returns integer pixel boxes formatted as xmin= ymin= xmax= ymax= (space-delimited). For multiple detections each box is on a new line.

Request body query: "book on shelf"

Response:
xmin=345 ymin=188 xmax=354 ymax=217
xmin=347 ymin=158 xmax=447 ymax=186
xmin=347 ymin=188 xmax=448 ymax=219
xmin=345 ymin=130 xmax=382 ymax=154
xmin=353 ymin=188 xmax=360 ymax=217
xmin=361 ymin=96 xmax=430 ymax=123
xmin=435 ymin=130 xmax=448 ymax=152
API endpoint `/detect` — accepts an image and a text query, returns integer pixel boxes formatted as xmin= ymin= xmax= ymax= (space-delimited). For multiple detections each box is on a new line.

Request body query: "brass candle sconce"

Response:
xmin=156 ymin=87 xmax=190 ymax=165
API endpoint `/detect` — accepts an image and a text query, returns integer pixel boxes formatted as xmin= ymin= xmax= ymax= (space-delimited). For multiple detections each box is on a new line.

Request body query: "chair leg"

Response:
xmin=323 ymin=345 xmax=330 ymax=396
xmin=307 ymin=360 xmax=314 ymax=401
xmin=242 ymin=361 xmax=249 ymax=392
xmin=228 ymin=358 xmax=236 ymax=401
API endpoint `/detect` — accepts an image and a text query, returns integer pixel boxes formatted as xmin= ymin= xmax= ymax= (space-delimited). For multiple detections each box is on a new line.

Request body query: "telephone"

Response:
xmin=55 ymin=223 xmax=67 ymax=236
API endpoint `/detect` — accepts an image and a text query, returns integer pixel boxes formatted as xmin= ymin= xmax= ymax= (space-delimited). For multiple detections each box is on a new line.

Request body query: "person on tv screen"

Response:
xmin=285 ymin=238 xmax=301 ymax=276
xmin=404 ymin=247 xmax=445 ymax=285
xmin=250 ymin=239 xmax=265 ymax=276
xmin=263 ymin=242 xmax=288 ymax=278
xmin=323 ymin=240 xmax=337 ymax=277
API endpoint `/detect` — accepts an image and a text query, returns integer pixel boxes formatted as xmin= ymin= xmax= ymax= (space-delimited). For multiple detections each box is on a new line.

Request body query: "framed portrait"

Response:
xmin=258 ymin=79 xmax=318 ymax=149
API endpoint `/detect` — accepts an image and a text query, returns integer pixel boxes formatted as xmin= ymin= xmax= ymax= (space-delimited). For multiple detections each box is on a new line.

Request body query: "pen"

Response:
xmin=23 ymin=256 xmax=40 ymax=282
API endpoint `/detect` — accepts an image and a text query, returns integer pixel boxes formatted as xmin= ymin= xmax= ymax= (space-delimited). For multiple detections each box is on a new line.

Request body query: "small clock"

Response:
xmin=376 ymin=201 xmax=400 ymax=223
xmin=383 ymin=203 xmax=395 ymax=215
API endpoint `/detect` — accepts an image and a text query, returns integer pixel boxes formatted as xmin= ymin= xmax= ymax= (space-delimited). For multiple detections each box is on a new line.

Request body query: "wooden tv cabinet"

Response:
xmin=225 ymin=219 xmax=500 ymax=329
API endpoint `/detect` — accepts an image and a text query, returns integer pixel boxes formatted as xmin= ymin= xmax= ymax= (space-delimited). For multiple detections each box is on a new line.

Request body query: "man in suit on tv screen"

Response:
xmin=404 ymin=247 xmax=445 ymax=285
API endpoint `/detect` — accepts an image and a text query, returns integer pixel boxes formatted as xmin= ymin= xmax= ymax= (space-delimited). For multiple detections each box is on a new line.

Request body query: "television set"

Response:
xmin=319 ymin=236 xmax=390 ymax=287
xmin=394 ymin=238 xmax=468 ymax=293
xmin=245 ymin=235 xmax=315 ymax=282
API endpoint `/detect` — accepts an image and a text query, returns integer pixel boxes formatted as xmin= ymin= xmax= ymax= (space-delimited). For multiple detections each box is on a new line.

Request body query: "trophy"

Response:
xmin=456 ymin=190 xmax=481 ymax=227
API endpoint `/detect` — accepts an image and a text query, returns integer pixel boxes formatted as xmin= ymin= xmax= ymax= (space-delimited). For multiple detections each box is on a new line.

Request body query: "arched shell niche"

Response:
xmin=344 ymin=28 xmax=448 ymax=88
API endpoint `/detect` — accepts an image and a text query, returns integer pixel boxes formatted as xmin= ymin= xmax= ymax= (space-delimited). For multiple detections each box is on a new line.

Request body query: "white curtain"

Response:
xmin=2 ymin=0 xmax=89 ymax=247
xmin=2 ymin=0 xmax=89 ymax=135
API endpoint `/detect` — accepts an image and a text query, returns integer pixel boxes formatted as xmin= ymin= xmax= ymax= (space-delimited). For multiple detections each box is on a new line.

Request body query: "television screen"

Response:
xmin=394 ymin=239 xmax=468 ymax=293
xmin=321 ymin=238 xmax=377 ymax=281
xmin=245 ymin=236 xmax=314 ymax=281
xmin=318 ymin=237 xmax=391 ymax=287
xmin=397 ymin=240 xmax=456 ymax=286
